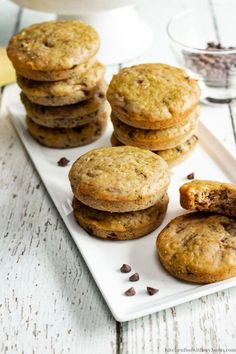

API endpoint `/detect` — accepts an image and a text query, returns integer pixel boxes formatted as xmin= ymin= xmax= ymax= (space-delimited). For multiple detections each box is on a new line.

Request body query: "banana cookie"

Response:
xmin=20 ymin=82 xmax=106 ymax=127
xmin=107 ymin=63 xmax=200 ymax=130
xmin=7 ymin=20 xmax=99 ymax=81
xmin=111 ymin=108 xmax=199 ymax=150
xmin=69 ymin=146 xmax=170 ymax=212
xmin=72 ymin=194 xmax=169 ymax=240
xmin=156 ymin=213 xmax=236 ymax=283
xmin=17 ymin=62 xmax=105 ymax=106
xmin=26 ymin=105 xmax=108 ymax=148
xmin=180 ymin=180 xmax=236 ymax=217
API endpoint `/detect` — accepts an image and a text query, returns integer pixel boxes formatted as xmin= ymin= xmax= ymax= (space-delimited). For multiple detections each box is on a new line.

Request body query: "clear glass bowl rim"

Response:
xmin=166 ymin=6 xmax=236 ymax=54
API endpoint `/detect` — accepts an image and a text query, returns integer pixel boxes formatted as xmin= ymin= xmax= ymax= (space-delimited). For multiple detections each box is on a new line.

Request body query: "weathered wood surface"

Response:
xmin=0 ymin=0 xmax=236 ymax=353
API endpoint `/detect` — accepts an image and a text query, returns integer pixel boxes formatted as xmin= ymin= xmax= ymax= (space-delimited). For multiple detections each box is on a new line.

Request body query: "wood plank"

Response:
xmin=0 ymin=87 xmax=117 ymax=354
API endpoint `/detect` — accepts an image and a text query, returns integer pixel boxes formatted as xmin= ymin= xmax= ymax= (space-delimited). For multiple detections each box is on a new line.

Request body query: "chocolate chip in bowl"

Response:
xmin=167 ymin=4 xmax=236 ymax=103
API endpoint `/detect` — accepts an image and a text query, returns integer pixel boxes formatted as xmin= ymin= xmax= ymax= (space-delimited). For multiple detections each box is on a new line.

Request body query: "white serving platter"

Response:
xmin=8 ymin=84 xmax=236 ymax=322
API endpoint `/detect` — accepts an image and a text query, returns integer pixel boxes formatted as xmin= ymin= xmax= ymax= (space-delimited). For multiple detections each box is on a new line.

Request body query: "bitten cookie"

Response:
xmin=26 ymin=103 xmax=108 ymax=148
xmin=111 ymin=108 xmax=199 ymax=150
xmin=72 ymin=193 xmax=169 ymax=240
xmin=7 ymin=20 xmax=99 ymax=81
xmin=110 ymin=133 xmax=198 ymax=166
xmin=69 ymin=146 xmax=170 ymax=212
xmin=156 ymin=212 xmax=236 ymax=283
xmin=180 ymin=180 xmax=236 ymax=217
xmin=17 ymin=61 xmax=105 ymax=106
xmin=20 ymin=81 xmax=106 ymax=127
xmin=107 ymin=63 xmax=200 ymax=130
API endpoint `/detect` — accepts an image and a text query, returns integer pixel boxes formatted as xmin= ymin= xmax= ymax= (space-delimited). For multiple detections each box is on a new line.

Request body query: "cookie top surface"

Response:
xmin=157 ymin=213 xmax=236 ymax=283
xmin=107 ymin=63 xmax=200 ymax=125
xmin=7 ymin=20 xmax=99 ymax=72
xmin=69 ymin=146 xmax=170 ymax=206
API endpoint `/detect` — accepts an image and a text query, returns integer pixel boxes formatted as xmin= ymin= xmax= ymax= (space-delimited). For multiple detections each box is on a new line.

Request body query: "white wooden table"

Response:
xmin=1 ymin=0 xmax=236 ymax=353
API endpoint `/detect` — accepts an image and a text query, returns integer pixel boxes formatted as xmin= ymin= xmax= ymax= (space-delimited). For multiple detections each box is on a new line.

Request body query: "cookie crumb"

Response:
xmin=120 ymin=264 xmax=131 ymax=273
xmin=147 ymin=287 xmax=159 ymax=296
xmin=57 ymin=157 xmax=70 ymax=167
xmin=187 ymin=172 xmax=194 ymax=180
xmin=12 ymin=194 xmax=17 ymax=199
xmin=129 ymin=273 xmax=139 ymax=282
xmin=124 ymin=287 xmax=136 ymax=296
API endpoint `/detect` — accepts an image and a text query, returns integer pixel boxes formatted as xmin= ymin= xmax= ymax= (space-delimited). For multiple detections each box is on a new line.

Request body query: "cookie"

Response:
xmin=26 ymin=103 xmax=109 ymax=148
xmin=110 ymin=133 xmax=198 ymax=166
xmin=17 ymin=61 xmax=105 ymax=106
xmin=69 ymin=146 xmax=170 ymax=212
xmin=20 ymin=82 xmax=106 ymax=127
xmin=107 ymin=63 xmax=200 ymax=130
xmin=111 ymin=108 xmax=199 ymax=150
xmin=23 ymin=96 xmax=108 ymax=129
xmin=180 ymin=180 xmax=236 ymax=217
xmin=7 ymin=20 xmax=99 ymax=81
xmin=72 ymin=193 xmax=169 ymax=240
xmin=156 ymin=213 xmax=236 ymax=283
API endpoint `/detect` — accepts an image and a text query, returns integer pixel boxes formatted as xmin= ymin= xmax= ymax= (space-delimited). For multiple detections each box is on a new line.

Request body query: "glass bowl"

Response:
xmin=167 ymin=4 xmax=236 ymax=103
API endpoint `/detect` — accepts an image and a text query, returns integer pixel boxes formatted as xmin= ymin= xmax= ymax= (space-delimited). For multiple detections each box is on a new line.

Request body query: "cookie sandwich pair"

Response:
xmin=69 ymin=146 xmax=170 ymax=240
xmin=7 ymin=20 xmax=109 ymax=148
xmin=108 ymin=63 xmax=200 ymax=166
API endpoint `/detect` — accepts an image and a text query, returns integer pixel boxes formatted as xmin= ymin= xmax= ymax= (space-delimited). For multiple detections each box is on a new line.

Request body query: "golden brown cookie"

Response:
xmin=72 ymin=193 xmax=169 ymax=240
xmin=26 ymin=103 xmax=109 ymax=148
xmin=20 ymin=82 xmax=107 ymax=127
xmin=111 ymin=108 xmax=199 ymax=150
xmin=69 ymin=146 xmax=170 ymax=212
xmin=180 ymin=180 xmax=236 ymax=217
xmin=156 ymin=212 xmax=236 ymax=283
xmin=110 ymin=133 xmax=198 ymax=166
xmin=107 ymin=63 xmax=200 ymax=130
xmin=17 ymin=62 xmax=105 ymax=106
xmin=7 ymin=20 xmax=99 ymax=81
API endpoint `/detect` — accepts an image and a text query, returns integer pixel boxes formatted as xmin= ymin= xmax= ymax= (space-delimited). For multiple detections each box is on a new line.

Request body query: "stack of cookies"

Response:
xmin=107 ymin=64 xmax=201 ymax=166
xmin=7 ymin=20 xmax=109 ymax=148
xmin=69 ymin=146 xmax=170 ymax=240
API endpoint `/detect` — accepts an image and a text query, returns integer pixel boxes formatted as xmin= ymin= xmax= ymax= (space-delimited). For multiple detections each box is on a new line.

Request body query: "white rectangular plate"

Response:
xmin=8 ymin=84 xmax=236 ymax=322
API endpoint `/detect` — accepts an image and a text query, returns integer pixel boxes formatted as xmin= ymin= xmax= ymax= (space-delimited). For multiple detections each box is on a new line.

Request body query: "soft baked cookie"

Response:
xmin=110 ymin=133 xmax=198 ymax=166
xmin=156 ymin=213 xmax=236 ymax=283
xmin=72 ymin=193 xmax=169 ymax=240
xmin=17 ymin=62 xmax=105 ymax=106
xmin=23 ymin=97 xmax=108 ymax=128
xmin=180 ymin=180 xmax=236 ymax=217
xmin=26 ymin=104 xmax=108 ymax=148
xmin=7 ymin=20 xmax=99 ymax=81
xmin=111 ymin=108 xmax=199 ymax=150
xmin=69 ymin=146 xmax=170 ymax=212
xmin=107 ymin=63 xmax=200 ymax=130
xmin=21 ymin=82 xmax=106 ymax=127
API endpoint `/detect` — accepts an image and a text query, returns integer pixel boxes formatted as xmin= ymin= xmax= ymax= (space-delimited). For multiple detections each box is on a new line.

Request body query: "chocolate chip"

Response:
xmin=120 ymin=264 xmax=131 ymax=273
xmin=124 ymin=287 xmax=136 ymax=296
xmin=57 ymin=157 xmax=70 ymax=167
xmin=129 ymin=272 xmax=139 ymax=282
xmin=147 ymin=287 xmax=159 ymax=296
xmin=187 ymin=172 xmax=195 ymax=180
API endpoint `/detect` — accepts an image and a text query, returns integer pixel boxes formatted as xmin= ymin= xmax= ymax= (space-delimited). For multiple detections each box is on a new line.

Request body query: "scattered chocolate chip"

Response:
xmin=57 ymin=157 xmax=70 ymax=167
xmin=120 ymin=264 xmax=131 ymax=273
xmin=187 ymin=172 xmax=195 ymax=180
xmin=124 ymin=287 xmax=136 ymax=296
xmin=147 ymin=287 xmax=159 ymax=296
xmin=129 ymin=272 xmax=140 ymax=282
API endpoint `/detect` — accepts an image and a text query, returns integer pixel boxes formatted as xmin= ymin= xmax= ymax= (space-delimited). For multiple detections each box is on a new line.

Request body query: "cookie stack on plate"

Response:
xmin=7 ymin=20 xmax=109 ymax=148
xmin=107 ymin=63 xmax=201 ymax=166
xmin=69 ymin=146 xmax=170 ymax=240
